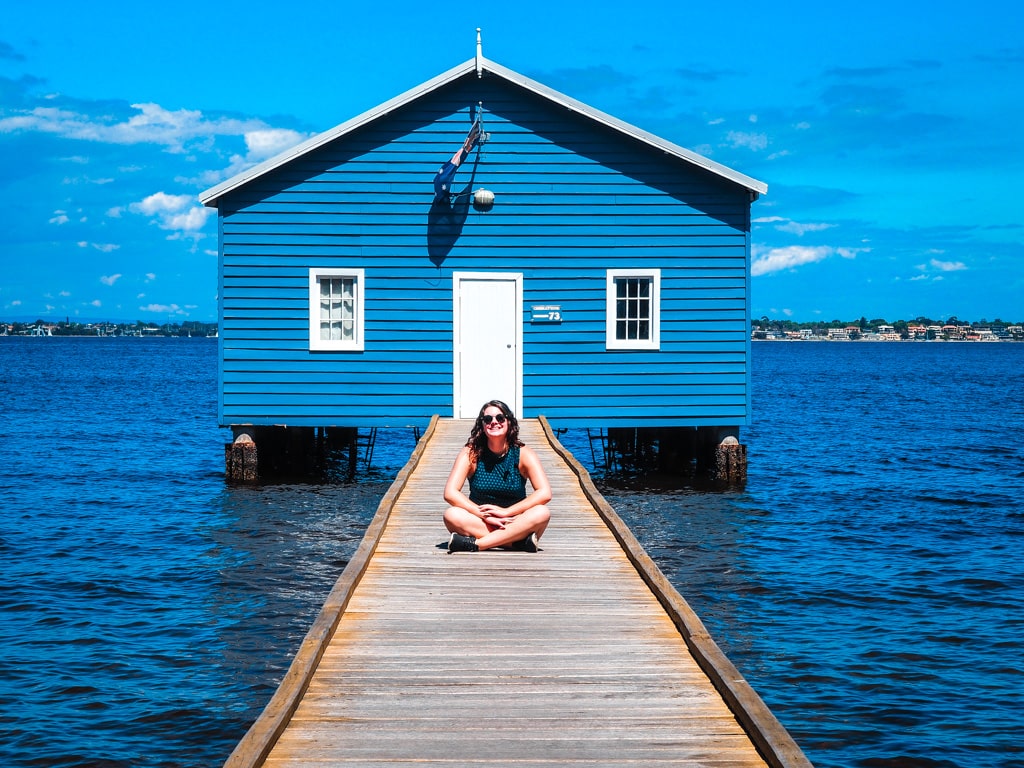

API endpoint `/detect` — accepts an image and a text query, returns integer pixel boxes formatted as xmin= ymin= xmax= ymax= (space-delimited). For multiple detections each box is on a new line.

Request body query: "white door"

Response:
xmin=453 ymin=272 xmax=522 ymax=419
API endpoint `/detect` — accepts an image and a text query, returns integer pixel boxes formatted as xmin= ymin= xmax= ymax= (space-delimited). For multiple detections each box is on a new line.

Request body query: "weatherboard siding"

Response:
xmin=217 ymin=74 xmax=751 ymax=429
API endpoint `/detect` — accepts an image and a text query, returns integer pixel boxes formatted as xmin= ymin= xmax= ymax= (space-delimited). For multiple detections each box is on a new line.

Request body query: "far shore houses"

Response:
xmin=752 ymin=324 xmax=1022 ymax=341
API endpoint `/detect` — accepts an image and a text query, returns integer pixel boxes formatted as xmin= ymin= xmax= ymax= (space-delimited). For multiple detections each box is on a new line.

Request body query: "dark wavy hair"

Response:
xmin=466 ymin=399 xmax=524 ymax=458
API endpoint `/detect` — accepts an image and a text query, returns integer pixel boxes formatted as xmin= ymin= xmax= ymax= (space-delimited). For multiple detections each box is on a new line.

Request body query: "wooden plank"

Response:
xmin=224 ymin=418 xmax=811 ymax=768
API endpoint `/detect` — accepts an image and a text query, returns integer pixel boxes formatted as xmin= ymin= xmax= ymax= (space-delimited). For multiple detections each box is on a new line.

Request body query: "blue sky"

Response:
xmin=2 ymin=0 xmax=1021 ymax=324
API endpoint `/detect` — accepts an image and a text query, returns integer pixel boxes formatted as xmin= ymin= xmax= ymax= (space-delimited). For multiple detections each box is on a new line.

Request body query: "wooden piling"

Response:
xmin=226 ymin=432 xmax=258 ymax=484
xmin=714 ymin=437 xmax=748 ymax=484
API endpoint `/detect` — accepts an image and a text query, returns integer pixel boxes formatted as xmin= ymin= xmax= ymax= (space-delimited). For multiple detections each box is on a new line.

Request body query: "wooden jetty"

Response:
xmin=224 ymin=417 xmax=811 ymax=768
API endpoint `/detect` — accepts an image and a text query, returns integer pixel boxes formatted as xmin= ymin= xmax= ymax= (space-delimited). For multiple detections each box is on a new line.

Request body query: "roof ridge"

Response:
xmin=199 ymin=57 xmax=765 ymax=206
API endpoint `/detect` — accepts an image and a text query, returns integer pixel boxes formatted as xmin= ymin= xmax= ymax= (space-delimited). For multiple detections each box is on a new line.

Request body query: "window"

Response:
xmin=606 ymin=269 xmax=660 ymax=350
xmin=309 ymin=268 xmax=365 ymax=351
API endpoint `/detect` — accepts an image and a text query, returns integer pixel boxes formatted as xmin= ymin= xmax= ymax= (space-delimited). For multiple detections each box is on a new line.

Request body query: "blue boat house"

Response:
xmin=200 ymin=45 xmax=766 ymax=482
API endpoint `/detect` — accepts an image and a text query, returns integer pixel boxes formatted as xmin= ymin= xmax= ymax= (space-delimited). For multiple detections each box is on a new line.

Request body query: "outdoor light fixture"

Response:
xmin=473 ymin=187 xmax=495 ymax=211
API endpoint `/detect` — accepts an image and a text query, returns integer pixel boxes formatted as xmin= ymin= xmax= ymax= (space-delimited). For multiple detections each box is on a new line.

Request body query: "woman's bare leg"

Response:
xmin=443 ymin=506 xmax=491 ymax=538
xmin=474 ymin=505 xmax=550 ymax=550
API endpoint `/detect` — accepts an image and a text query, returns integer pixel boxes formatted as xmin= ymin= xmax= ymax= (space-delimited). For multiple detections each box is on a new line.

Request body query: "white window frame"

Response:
xmin=605 ymin=268 xmax=661 ymax=350
xmin=309 ymin=267 xmax=365 ymax=351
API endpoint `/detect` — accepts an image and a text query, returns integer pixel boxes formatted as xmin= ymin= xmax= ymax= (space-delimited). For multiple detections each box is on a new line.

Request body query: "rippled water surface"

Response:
xmin=582 ymin=342 xmax=1024 ymax=768
xmin=1 ymin=338 xmax=1022 ymax=767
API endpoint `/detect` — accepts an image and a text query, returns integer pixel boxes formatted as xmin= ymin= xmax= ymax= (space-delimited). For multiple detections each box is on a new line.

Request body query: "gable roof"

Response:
xmin=199 ymin=57 xmax=767 ymax=207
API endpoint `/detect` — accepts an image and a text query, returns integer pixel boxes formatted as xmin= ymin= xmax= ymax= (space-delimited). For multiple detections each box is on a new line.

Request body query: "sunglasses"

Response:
xmin=481 ymin=413 xmax=507 ymax=424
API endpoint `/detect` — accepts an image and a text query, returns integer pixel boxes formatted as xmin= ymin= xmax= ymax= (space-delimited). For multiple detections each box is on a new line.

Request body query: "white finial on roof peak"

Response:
xmin=476 ymin=28 xmax=483 ymax=78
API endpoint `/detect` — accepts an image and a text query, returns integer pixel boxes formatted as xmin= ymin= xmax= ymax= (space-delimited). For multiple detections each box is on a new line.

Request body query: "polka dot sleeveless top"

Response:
xmin=469 ymin=445 xmax=526 ymax=507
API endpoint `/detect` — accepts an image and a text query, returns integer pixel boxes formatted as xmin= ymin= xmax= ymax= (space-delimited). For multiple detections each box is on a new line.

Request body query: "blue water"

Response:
xmin=1 ymin=338 xmax=1022 ymax=767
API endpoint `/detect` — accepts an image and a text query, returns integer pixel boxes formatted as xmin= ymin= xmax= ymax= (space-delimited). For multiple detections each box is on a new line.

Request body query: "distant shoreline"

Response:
xmin=753 ymin=337 xmax=1021 ymax=343
xmin=0 ymin=334 xmax=217 ymax=339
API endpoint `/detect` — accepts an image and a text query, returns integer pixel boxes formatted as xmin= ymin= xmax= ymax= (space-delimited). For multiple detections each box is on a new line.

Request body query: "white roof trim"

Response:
xmin=200 ymin=57 xmax=766 ymax=206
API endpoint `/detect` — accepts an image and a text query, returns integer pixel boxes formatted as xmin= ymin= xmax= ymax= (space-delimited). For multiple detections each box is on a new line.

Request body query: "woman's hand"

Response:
xmin=479 ymin=504 xmax=510 ymax=528
xmin=479 ymin=503 xmax=510 ymax=517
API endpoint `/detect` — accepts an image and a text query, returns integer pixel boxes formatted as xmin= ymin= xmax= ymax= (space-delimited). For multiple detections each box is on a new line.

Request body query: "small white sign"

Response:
xmin=531 ymin=305 xmax=562 ymax=324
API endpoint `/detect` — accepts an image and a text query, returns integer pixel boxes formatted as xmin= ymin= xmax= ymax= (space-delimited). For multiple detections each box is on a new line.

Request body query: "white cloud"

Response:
xmin=49 ymin=210 xmax=69 ymax=225
xmin=130 ymin=191 xmax=211 ymax=235
xmin=914 ymin=258 xmax=968 ymax=281
xmin=163 ymin=206 xmax=211 ymax=232
xmin=725 ymin=130 xmax=768 ymax=151
xmin=89 ymin=299 xmax=102 ymax=307
xmin=145 ymin=273 xmax=156 ymax=282
xmin=836 ymin=247 xmax=868 ymax=259
xmin=777 ymin=220 xmax=835 ymax=236
xmin=751 ymin=243 xmax=868 ymax=276
xmin=100 ymin=274 xmax=122 ymax=286
xmin=754 ymin=216 xmax=836 ymax=236
xmin=139 ymin=302 xmax=187 ymax=315
xmin=131 ymin=191 xmax=191 ymax=216
xmin=752 ymin=245 xmax=833 ymax=276
xmin=930 ymin=258 xmax=967 ymax=272
xmin=195 ymin=126 xmax=307 ymax=187
xmin=0 ymin=102 xmax=280 ymax=154
xmin=77 ymin=241 xmax=119 ymax=252
xmin=245 ymin=128 xmax=305 ymax=160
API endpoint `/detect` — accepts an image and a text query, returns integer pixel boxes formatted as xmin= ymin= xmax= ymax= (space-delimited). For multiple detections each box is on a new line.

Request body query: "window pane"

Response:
xmin=613 ymin=276 xmax=652 ymax=342
xmin=319 ymin=277 xmax=356 ymax=341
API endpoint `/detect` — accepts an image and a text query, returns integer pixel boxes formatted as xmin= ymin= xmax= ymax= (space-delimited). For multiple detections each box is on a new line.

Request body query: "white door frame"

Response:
xmin=452 ymin=271 xmax=523 ymax=419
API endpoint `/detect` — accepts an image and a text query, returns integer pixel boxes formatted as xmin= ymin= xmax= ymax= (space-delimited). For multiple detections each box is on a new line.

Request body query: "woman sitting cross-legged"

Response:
xmin=443 ymin=400 xmax=551 ymax=553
